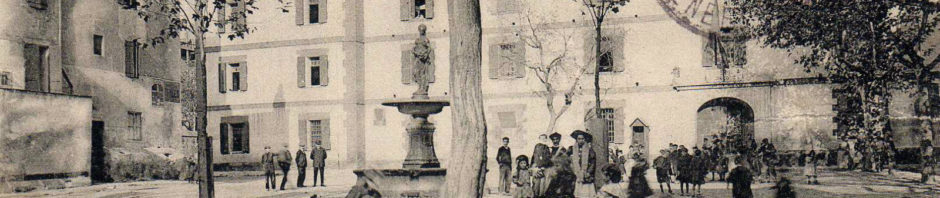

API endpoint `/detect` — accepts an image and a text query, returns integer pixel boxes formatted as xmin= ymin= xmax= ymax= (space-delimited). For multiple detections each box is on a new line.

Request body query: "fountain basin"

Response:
xmin=353 ymin=168 xmax=447 ymax=197
xmin=381 ymin=99 xmax=450 ymax=115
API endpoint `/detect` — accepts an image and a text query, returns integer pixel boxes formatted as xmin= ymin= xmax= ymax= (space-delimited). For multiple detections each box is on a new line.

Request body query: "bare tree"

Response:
xmin=509 ymin=7 xmax=591 ymax=135
xmin=445 ymin=0 xmax=487 ymax=197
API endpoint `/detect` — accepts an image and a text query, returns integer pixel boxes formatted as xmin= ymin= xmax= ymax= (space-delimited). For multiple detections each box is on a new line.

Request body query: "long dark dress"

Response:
xmin=728 ymin=166 xmax=753 ymax=198
xmin=627 ymin=161 xmax=654 ymax=198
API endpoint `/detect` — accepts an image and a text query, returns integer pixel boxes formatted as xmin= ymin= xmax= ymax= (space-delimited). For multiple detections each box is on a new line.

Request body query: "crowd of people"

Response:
xmin=493 ymin=130 xmax=796 ymax=198
xmin=260 ymin=143 xmax=329 ymax=191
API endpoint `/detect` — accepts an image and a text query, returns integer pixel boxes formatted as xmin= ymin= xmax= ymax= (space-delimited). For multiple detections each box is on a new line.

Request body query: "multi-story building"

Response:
xmin=205 ymin=0 xmax=939 ymax=187
xmin=1 ymin=0 xmax=190 ymax=190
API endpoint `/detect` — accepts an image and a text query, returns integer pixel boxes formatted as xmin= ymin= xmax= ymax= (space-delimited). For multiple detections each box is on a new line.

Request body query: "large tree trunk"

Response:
xmin=445 ymin=0 xmax=487 ymax=197
xmin=194 ymin=32 xmax=214 ymax=198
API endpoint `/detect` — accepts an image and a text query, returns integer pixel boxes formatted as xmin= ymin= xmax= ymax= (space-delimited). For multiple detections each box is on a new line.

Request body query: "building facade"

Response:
xmin=1 ymin=0 xmax=190 ymax=187
xmin=205 ymin=0 xmax=940 ymax=186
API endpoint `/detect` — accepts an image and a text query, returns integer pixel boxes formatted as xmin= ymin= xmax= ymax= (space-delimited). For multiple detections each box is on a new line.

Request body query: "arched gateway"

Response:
xmin=696 ymin=97 xmax=755 ymax=147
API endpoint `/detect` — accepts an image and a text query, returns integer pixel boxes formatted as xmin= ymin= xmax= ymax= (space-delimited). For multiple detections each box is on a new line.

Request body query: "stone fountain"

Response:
xmin=350 ymin=24 xmax=448 ymax=197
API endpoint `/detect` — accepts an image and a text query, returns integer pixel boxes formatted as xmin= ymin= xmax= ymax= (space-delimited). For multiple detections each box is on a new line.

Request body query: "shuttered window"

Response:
xmin=127 ymin=112 xmax=142 ymax=141
xmin=401 ymin=0 xmax=434 ymax=21
xmin=124 ymin=40 xmax=139 ymax=78
xmin=584 ymin=34 xmax=625 ymax=74
xmin=308 ymin=120 xmax=331 ymax=149
xmin=221 ymin=116 xmax=250 ymax=155
xmin=298 ymin=55 xmax=328 ymax=87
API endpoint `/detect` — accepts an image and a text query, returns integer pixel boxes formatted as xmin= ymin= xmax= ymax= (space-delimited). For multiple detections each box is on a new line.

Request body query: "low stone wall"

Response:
xmin=0 ymin=88 xmax=92 ymax=193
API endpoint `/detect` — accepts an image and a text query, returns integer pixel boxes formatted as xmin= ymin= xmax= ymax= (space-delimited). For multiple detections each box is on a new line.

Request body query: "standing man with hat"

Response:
xmin=295 ymin=145 xmax=308 ymax=187
xmin=569 ymin=130 xmax=596 ymax=197
xmin=262 ymin=146 xmax=277 ymax=191
xmin=311 ymin=143 xmax=328 ymax=187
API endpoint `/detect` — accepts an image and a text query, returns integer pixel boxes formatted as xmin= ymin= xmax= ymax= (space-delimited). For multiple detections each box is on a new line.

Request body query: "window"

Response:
xmin=0 ymin=71 xmax=9 ymax=86
xmin=151 ymin=83 xmax=163 ymax=105
xmin=231 ymin=64 xmax=241 ymax=91
xmin=309 ymin=57 xmax=321 ymax=86
xmin=415 ymin=0 xmax=427 ymax=18
xmin=220 ymin=116 xmax=250 ymax=154
xmin=119 ymin=0 xmax=138 ymax=9
xmin=598 ymin=52 xmax=613 ymax=72
xmin=24 ymin=44 xmax=47 ymax=92
xmin=309 ymin=3 xmax=319 ymax=24
xmin=180 ymin=49 xmax=195 ymax=61
xmin=633 ymin=126 xmax=644 ymax=133
xmin=309 ymin=120 xmax=325 ymax=147
xmin=127 ymin=112 xmax=142 ymax=140
xmin=599 ymin=108 xmax=615 ymax=143
xmin=705 ymin=28 xmax=747 ymax=68
xmin=93 ymin=35 xmax=103 ymax=55
xmin=27 ymin=0 xmax=48 ymax=10
xmin=497 ymin=111 xmax=518 ymax=128
xmin=401 ymin=0 xmax=434 ymax=21
xmin=124 ymin=40 xmax=139 ymax=78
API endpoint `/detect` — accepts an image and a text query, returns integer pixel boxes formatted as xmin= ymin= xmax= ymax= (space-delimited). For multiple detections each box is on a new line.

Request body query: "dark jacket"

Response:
xmin=261 ymin=152 xmax=276 ymax=171
xmin=278 ymin=149 xmax=292 ymax=165
xmin=311 ymin=147 xmax=328 ymax=168
xmin=533 ymin=143 xmax=552 ymax=168
xmin=296 ymin=150 xmax=308 ymax=168
xmin=543 ymin=167 xmax=576 ymax=198
xmin=497 ymin=146 xmax=512 ymax=166
xmin=728 ymin=166 xmax=753 ymax=198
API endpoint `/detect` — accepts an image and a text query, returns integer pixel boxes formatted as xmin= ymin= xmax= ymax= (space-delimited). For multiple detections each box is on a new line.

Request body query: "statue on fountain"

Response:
xmin=412 ymin=24 xmax=433 ymax=99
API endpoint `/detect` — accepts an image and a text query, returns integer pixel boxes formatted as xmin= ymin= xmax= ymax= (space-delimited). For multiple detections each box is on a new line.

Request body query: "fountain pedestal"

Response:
xmin=350 ymin=99 xmax=449 ymax=197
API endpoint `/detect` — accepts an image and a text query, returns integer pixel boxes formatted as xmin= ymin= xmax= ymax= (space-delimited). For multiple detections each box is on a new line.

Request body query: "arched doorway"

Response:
xmin=696 ymin=97 xmax=755 ymax=148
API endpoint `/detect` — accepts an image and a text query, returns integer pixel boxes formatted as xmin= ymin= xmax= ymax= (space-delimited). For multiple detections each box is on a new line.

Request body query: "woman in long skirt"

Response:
xmin=627 ymin=157 xmax=654 ymax=198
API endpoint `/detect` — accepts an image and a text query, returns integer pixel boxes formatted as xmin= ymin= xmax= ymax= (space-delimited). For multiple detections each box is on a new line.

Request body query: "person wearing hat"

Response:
xmin=311 ymin=143 xmax=328 ymax=187
xmin=262 ymin=146 xmax=277 ymax=191
xmin=295 ymin=145 xmax=308 ymax=187
xmin=277 ymin=144 xmax=293 ymax=190
xmin=569 ymin=130 xmax=596 ymax=197
xmin=531 ymin=134 xmax=552 ymax=197
xmin=653 ymin=149 xmax=673 ymax=194
xmin=549 ymin=132 xmax=563 ymax=156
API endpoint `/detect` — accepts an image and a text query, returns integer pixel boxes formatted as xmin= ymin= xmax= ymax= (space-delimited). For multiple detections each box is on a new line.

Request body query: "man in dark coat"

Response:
xmin=262 ymin=146 xmax=277 ymax=191
xmin=296 ymin=146 xmax=308 ymax=187
xmin=277 ymin=144 xmax=292 ymax=190
xmin=311 ymin=143 xmax=328 ymax=186
xmin=532 ymin=134 xmax=552 ymax=197
xmin=728 ymin=157 xmax=754 ymax=198
xmin=497 ymin=137 xmax=513 ymax=194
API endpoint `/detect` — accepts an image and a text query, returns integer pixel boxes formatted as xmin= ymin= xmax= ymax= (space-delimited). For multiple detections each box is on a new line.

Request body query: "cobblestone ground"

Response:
xmin=2 ymin=168 xmax=938 ymax=197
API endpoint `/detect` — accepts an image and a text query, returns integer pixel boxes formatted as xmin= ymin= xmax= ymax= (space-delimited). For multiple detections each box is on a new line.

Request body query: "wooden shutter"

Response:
xmin=400 ymin=0 xmax=415 ymax=21
xmin=319 ymin=56 xmax=329 ymax=86
xmin=318 ymin=0 xmax=328 ymax=23
xmin=295 ymin=0 xmax=305 ymax=25
xmin=584 ymin=35 xmax=596 ymax=74
xmin=488 ymin=44 xmax=499 ymax=79
xmin=612 ymin=35 xmax=625 ymax=72
xmin=298 ymin=119 xmax=308 ymax=148
xmin=242 ymin=122 xmax=250 ymax=153
xmin=217 ymin=4 xmax=227 ymax=33
xmin=425 ymin=0 xmax=434 ymax=19
xmin=402 ymin=49 xmax=414 ymax=84
xmin=297 ymin=57 xmax=306 ymax=87
xmin=322 ymin=119 xmax=331 ymax=149
xmin=513 ymin=41 xmax=526 ymax=78
xmin=220 ymin=123 xmax=230 ymax=154
xmin=218 ymin=63 xmax=227 ymax=93
xmin=613 ymin=107 xmax=625 ymax=144
xmin=124 ymin=40 xmax=136 ymax=77
xmin=238 ymin=61 xmax=248 ymax=91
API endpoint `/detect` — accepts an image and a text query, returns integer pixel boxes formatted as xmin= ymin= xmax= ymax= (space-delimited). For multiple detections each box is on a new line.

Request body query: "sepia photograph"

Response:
xmin=1 ymin=0 xmax=940 ymax=197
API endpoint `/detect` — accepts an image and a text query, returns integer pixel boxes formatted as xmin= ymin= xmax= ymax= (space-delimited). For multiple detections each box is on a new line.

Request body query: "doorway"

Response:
xmin=91 ymin=121 xmax=109 ymax=183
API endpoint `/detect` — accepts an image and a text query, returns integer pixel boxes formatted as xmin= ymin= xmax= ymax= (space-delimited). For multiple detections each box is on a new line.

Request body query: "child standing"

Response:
xmin=653 ymin=149 xmax=673 ymax=194
xmin=513 ymin=155 xmax=534 ymax=198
